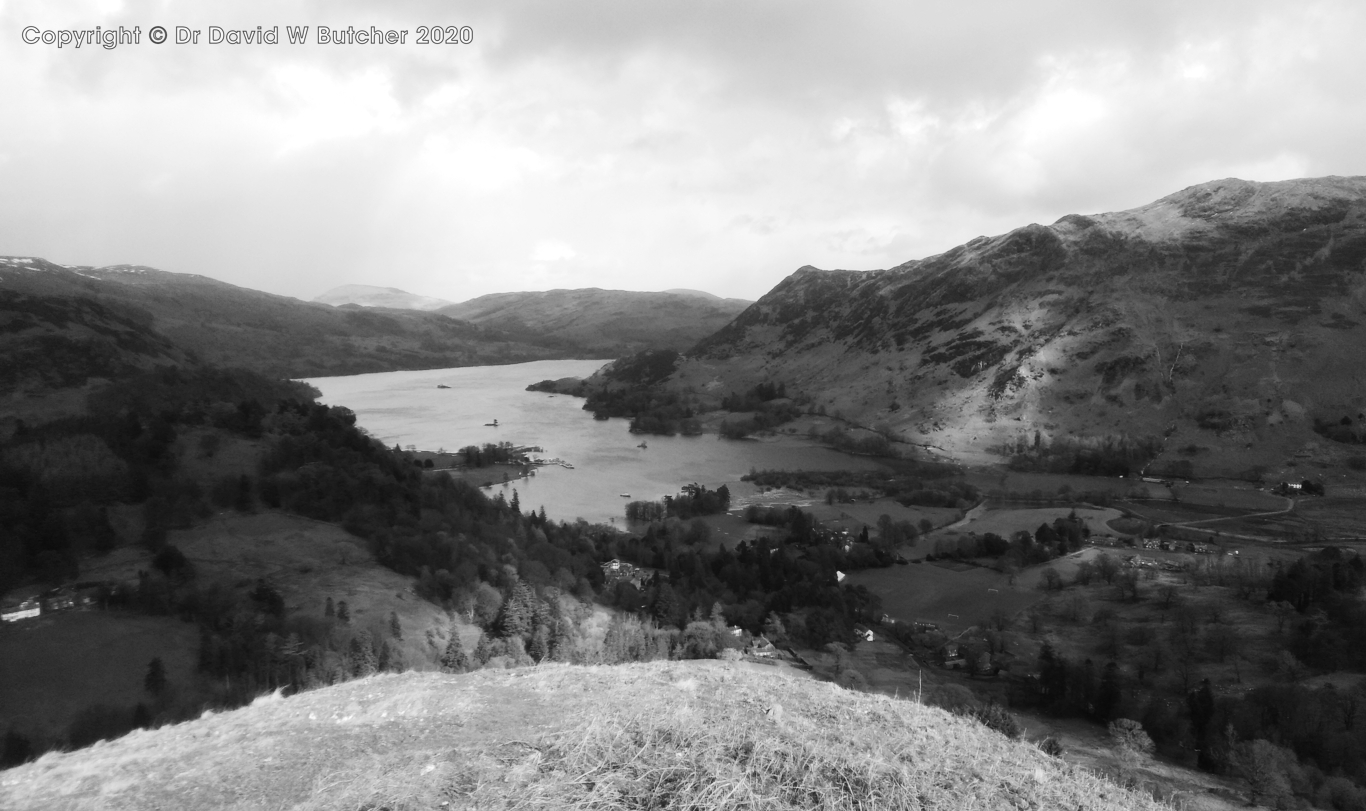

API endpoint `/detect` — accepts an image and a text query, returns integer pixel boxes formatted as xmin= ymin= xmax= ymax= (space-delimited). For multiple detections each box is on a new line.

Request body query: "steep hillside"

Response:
xmin=0 ymin=661 xmax=1169 ymax=811
xmin=312 ymin=284 xmax=454 ymax=311
xmin=438 ymin=288 xmax=751 ymax=354
xmin=0 ymin=259 xmax=191 ymax=391
xmin=678 ymin=176 xmax=1366 ymax=478
xmin=0 ymin=257 xmax=569 ymax=382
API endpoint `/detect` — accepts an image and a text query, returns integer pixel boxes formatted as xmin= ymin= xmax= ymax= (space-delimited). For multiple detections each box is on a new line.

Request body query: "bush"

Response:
xmin=1039 ymin=736 xmax=1065 ymax=758
xmin=965 ymin=702 xmax=1023 ymax=739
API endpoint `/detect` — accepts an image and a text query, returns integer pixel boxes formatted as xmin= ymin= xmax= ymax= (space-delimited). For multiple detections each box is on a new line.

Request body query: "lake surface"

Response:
xmin=305 ymin=359 xmax=887 ymax=525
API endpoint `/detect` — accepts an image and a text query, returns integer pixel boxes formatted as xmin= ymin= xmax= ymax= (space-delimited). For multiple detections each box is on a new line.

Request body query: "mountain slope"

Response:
xmin=0 ymin=257 xmax=570 ymax=383
xmin=312 ymin=284 xmax=455 ymax=311
xmin=677 ymin=176 xmax=1366 ymax=476
xmin=0 ymin=661 xmax=1167 ymax=811
xmin=438 ymin=288 xmax=751 ymax=354
xmin=0 ymin=260 xmax=191 ymax=392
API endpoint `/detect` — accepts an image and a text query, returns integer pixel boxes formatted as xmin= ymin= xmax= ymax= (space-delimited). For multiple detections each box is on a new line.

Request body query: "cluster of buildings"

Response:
xmin=0 ymin=582 xmax=117 ymax=624
xmin=599 ymin=558 xmax=653 ymax=589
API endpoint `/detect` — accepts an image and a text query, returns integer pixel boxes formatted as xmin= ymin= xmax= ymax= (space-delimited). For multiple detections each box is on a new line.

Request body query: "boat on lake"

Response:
xmin=620 ymin=493 xmax=631 ymax=498
xmin=484 ymin=419 xmax=499 ymax=427
xmin=637 ymin=442 xmax=648 ymax=449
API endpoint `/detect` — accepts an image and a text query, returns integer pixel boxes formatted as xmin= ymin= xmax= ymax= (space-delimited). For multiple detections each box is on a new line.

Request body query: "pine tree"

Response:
xmin=440 ymin=631 xmax=470 ymax=673
xmin=336 ymin=600 xmax=350 ymax=624
xmin=511 ymin=489 xmax=521 ymax=514
xmin=473 ymin=633 xmax=494 ymax=666
xmin=349 ymin=631 xmax=378 ymax=677
xmin=389 ymin=610 xmax=403 ymax=640
xmin=144 ymin=657 xmax=167 ymax=696
xmin=529 ymin=624 xmax=551 ymax=662
xmin=496 ymin=580 xmax=537 ymax=640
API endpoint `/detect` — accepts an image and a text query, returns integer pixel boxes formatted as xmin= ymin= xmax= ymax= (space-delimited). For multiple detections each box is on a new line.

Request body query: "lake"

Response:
xmin=305 ymin=359 xmax=888 ymax=525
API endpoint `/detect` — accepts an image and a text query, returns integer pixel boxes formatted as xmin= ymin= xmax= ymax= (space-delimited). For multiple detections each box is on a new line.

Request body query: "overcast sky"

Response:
xmin=2 ymin=0 xmax=1364 ymax=304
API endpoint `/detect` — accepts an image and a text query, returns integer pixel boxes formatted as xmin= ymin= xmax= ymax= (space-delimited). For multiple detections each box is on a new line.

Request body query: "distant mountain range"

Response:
xmin=312 ymin=284 xmax=455 ymax=311
xmin=0 ymin=258 xmax=566 ymax=393
xmin=0 ymin=261 xmax=754 ymax=415
xmin=435 ymin=288 xmax=751 ymax=354
xmin=632 ymin=176 xmax=1366 ymax=479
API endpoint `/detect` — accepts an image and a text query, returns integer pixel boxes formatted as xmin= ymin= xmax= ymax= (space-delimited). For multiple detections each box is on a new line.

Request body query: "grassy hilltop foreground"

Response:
xmin=0 ymin=660 xmax=1168 ymax=811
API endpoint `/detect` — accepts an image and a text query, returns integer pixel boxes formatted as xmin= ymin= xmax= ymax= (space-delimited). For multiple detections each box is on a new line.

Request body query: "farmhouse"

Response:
xmin=940 ymin=642 xmax=966 ymax=669
xmin=1 ymin=598 xmax=41 ymax=623
xmin=600 ymin=559 xmax=651 ymax=588
xmin=747 ymin=634 xmax=777 ymax=658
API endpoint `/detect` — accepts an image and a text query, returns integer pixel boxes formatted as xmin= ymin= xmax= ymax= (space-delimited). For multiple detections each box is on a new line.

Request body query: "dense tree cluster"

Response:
xmin=1007 ymin=433 xmax=1162 ymax=477
xmin=742 ymin=466 xmax=978 ymax=510
xmin=625 ymin=483 xmax=732 ymax=523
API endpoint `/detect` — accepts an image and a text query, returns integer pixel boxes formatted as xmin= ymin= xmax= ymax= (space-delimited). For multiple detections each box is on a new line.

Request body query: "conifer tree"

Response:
xmin=473 ymin=633 xmax=494 ymax=666
xmin=496 ymin=580 xmax=537 ymax=640
xmin=336 ymin=600 xmax=350 ymax=624
xmin=144 ymin=657 xmax=167 ymax=696
xmin=389 ymin=610 xmax=403 ymax=640
xmin=529 ymin=624 xmax=551 ymax=662
xmin=440 ymin=630 xmax=471 ymax=673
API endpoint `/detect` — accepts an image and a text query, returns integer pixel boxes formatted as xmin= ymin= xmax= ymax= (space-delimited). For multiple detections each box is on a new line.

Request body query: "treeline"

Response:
xmin=602 ymin=522 xmax=883 ymax=648
xmin=625 ymin=483 xmax=732 ymax=522
xmin=1313 ymin=414 xmax=1366 ymax=445
xmin=582 ymin=386 xmax=702 ymax=436
xmin=1010 ymin=545 xmax=1366 ymax=809
xmin=742 ymin=466 xmax=979 ymax=510
xmin=0 ymin=367 xmax=317 ymax=594
xmin=716 ymin=381 xmax=802 ymax=438
xmin=1007 ymin=433 xmax=1162 ymax=477
xmin=719 ymin=381 xmax=788 ymax=411
xmin=459 ymin=442 xmax=518 ymax=468
xmin=575 ymin=350 xmax=704 ymax=435
xmin=928 ymin=515 xmax=1088 ymax=568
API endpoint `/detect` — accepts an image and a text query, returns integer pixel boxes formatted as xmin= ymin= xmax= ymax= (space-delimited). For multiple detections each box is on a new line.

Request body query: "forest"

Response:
xmin=0 ymin=367 xmax=882 ymax=766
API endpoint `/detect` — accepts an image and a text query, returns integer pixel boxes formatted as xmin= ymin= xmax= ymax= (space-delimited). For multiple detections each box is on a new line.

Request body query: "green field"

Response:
xmin=0 ymin=611 xmax=200 ymax=740
xmin=844 ymin=562 xmax=1042 ymax=633
xmin=946 ymin=506 xmax=1123 ymax=540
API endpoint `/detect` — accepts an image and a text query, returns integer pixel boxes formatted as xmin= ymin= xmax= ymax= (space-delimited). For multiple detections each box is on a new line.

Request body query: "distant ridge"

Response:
xmin=438 ymin=287 xmax=752 ymax=354
xmin=313 ymin=284 xmax=455 ymax=311
xmin=640 ymin=174 xmax=1366 ymax=477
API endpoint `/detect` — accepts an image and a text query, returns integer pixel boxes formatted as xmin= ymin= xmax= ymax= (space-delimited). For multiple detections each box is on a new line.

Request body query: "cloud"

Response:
xmin=1 ymin=0 xmax=1364 ymax=303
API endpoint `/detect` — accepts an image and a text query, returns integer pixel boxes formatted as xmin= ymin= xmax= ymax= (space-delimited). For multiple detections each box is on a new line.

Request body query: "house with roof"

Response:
xmin=1 ymin=598 xmax=41 ymax=623
xmin=747 ymin=634 xmax=777 ymax=658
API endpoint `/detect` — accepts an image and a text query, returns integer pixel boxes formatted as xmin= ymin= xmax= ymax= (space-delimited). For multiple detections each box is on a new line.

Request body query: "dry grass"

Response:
xmin=1 ymin=661 xmax=1172 ymax=811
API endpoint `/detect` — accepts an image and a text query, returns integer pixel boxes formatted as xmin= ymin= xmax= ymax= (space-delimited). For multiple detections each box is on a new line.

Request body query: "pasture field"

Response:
xmin=1296 ymin=496 xmax=1366 ymax=538
xmin=82 ymin=511 xmax=447 ymax=651
xmin=1171 ymin=483 xmax=1288 ymax=511
xmin=844 ymin=562 xmax=1042 ymax=633
xmin=947 ymin=506 xmax=1124 ymax=540
xmin=0 ymin=611 xmax=199 ymax=741
xmin=962 ymin=469 xmax=1142 ymax=497
xmin=822 ymin=500 xmax=961 ymax=533
xmin=1115 ymin=501 xmax=1258 ymax=525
